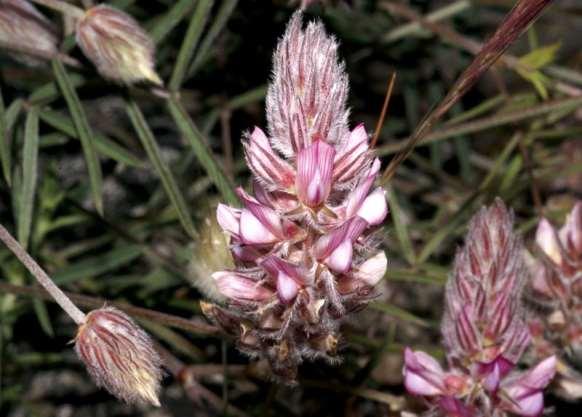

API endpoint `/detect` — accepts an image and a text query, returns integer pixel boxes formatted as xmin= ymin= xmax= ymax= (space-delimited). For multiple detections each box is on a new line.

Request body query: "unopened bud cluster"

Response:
xmin=202 ymin=12 xmax=388 ymax=381
xmin=75 ymin=306 xmax=163 ymax=406
xmin=528 ymin=201 xmax=582 ymax=399
xmin=403 ymin=199 xmax=556 ymax=417
xmin=0 ymin=1 xmax=160 ymax=84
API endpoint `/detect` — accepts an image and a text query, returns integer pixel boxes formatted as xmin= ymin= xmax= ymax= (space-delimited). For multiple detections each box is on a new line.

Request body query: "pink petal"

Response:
xmin=238 ymin=188 xmax=285 ymax=239
xmin=503 ymin=356 xmax=556 ymax=417
xmin=244 ymin=127 xmax=295 ymax=188
xmin=325 ymin=240 xmax=353 ymax=273
xmin=353 ymin=251 xmax=387 ymax=286
xmin=261 ymin=256 xmax=305 ymax=285
xmin=560 ymin=202 xmax=582 ymax=254
xmin=536 ymin=218 xmax=562 ymax=265
xmin=333 ymin=124 xmax=371 ymax=183
xmin=296 ymin=140 xmax=335 ymax=207
xmin=403 ymin=348 xmax=445 ymax=396
xmin=216 ymin=204 xmax=241 ymax=238
xmin=213 ymin=271 xmax=273 ymax=302
xmin=276 ymin=272 xmax=300 ymax=303
xmin=315 ymin=217 xmax=367 ymax=260
xmin=357 ymin=187 xmax=388 ymax=226
xmin=240 ymin=209 xmax=278 ymax=244
xmin=345 ymin=158 xmax=381 ymax=218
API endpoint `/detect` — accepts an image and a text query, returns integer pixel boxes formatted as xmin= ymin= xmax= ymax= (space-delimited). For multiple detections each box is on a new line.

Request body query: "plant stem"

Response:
xmin=0 ymin=281 xmax=220 ymax=336
xmin=0 ymin=224 xmax=86 ymax=324
xmin=29 ymin=0 xmax=85 ymax=20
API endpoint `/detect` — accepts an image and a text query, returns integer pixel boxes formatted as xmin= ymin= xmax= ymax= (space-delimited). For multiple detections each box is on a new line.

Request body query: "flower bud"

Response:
xmin=75 ymin=307 xmax=163 ymax=406
xmin=76 ymin=5 xmax=162 ymax=85
xmin=0 ymin=0 xmax=59 ymax=65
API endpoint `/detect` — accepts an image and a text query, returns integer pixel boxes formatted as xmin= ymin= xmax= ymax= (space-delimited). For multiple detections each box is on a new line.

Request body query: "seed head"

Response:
xmin=75 ymin=307 xmax=163 ymax=406
xmin=76 ymin=5 xmax=162 ymax=85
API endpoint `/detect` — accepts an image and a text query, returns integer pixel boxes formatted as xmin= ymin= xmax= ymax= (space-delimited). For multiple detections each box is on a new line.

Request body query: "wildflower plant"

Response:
xmin=403 ymin=199 xmax=556 ymax=417
xmin=202 ymin=12 xmax=388 ymax=381
xmin=528 ymin=202 xmax=582 ymax=399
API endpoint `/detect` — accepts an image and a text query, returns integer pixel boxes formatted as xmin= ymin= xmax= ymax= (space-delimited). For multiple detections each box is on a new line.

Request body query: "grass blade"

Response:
xmin=188 ymin=0 xmax=238 ymax=78
xmin=126 ymin=99 xmax=197 ymax=238
xmin=166 ymin=95 xmax=238 ymax=206
xmin=148 ymin=0 xmax=196 ymax=44
xmin=39 ymin=109 xmax=143 ymax=168
xmin=169 ymin=0 xmax=214 ymax=90
xmin=52 ymin=59 xmax=103 ymax=215
xmin=17 ymin=108 xmax=40 ymax=251
xmin=0 ymin=89 xmax=12 ymax=185
xmin=386 ymin=186 xmax=416 ymax=265
xmin=32 ymin=298 xmax=54 ymax=337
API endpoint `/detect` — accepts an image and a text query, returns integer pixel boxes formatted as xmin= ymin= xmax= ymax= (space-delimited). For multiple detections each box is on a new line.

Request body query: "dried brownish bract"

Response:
xmin=0 ymin=0 xmax=59 ymax=65
xmin=76 ymin=5 xmax=162 ymax=85
xmin=75 ymin=307 xmax=163 ymax=406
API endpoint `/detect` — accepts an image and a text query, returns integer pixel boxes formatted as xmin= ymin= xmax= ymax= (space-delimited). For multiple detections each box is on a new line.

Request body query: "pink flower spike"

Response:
xmin=244 ymin=127 xmax=295 ymax=188
xmin=240 ymin=209 xmax=278 ymax=244
xmin=403 ymin=348 xmax=446 ymax=397
xmin=216 ymin=204 xmax=241 ymax=239
xmin=353 ymin=251 xmax=387 ymax=286
xmin=296 ymin=140 xmax=335 ymax=207
xmin=357 ymin=188 xmax=388 ymax=226
xmin=213 ymin=271 xmax=273 ymax=302
xmin=325 ymin=240 xmax=353 ymax=273
xmin=333 ymin=124 xmax=371 ymax=183
xmin=536 ymin=218 xmax=563 ymax=265
xmin=502 ymin=356 xmax=556 ymax=417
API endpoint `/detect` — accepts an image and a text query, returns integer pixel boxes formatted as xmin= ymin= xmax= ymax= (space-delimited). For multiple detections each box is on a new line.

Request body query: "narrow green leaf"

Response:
xmin=53 ymin=245 xmax=142 ymax=285
xmin=386 ymin=187 xmax=415 ymax=265
xmin=188 ymin=0 xmax=238 ymax=77
xmin=169 ymin=0 xmax=214 ymax=90
xmin=32 ymin=298 xmax=54 ymax=337
xmin=149 ymin=0 xmax=196 ymax=44
xmin=39 ymin=110 xmax=143 ymax=167
xmin=126 ymin=100 xmax=197 ymax=238
xmin=370 ymin=302 xmax=433 ymax=328
xmin=17 ymin=108 xmax=40 ymax=251
xmin=52 ymin=59 xmax=103 ymax=215
xmin=0 ymin=88 xmax=11 ymax=185
xmin=167 ymin=95 xmax=238 ymax=206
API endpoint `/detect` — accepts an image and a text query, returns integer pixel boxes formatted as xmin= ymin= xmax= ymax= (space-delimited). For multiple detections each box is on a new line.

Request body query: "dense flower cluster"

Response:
xmin=528 ymin=202 xmax=582 ymax=400
xmin=403 ymin=199 xmax=556 ymax=416
xmin=202 ymin=12 xmax=388 ymax=381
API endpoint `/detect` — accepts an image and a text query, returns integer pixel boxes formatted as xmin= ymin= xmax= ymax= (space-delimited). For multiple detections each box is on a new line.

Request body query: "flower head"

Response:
xmin=527 ymin=201 xmax=582 ymax=400
xmin=76 ymin=5 xmax=161 ymax=85
xmin=0 ymin=0 xmax=59 ymax=65
xmin=75 ymin=307 xmax=163 ymax=406
xmin=203 ymin=12 xmax=387 ymax=382
xmin=403 ymin=199 xmax=556 ymax=417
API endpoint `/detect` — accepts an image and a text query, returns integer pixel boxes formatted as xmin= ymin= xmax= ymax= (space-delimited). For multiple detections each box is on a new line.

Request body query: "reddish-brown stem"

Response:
xmin=371 ymin=72 xmax=397 ymax=149
xmin=0 ymin=281 xmax=219 ymax=335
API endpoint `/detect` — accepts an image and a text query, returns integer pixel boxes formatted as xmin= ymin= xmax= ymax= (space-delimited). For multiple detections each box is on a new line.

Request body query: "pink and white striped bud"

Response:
xmin=75 ymin=307 xmax=163 ymax=406
xmin=0 ymin=0 xmax=59 ymax=65
xmin=76 ymin=5 xmax=162 ymax=85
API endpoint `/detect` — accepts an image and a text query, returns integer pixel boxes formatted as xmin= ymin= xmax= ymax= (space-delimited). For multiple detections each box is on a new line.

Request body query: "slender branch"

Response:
xmin=371 ymin=72 xmax=396 ymax=148
xmin=380 ymin=0 xmax=555 ymax=184
xmin=29 ymin=0 xmax=85 ymax=19
xmin=0 ymin=281 xmax=220 ymax=336
xmin=0 ymin=224 xmax=86 ymax=324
